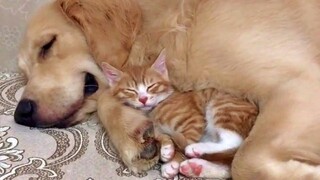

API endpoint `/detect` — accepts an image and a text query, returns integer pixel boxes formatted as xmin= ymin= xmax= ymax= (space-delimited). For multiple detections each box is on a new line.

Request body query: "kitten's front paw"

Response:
xmin=161 ymin=161 xmax=179 ymax=179
xmin=161 ymin=144 xmax=175 ymax=162
xmin=185 ymin=143 xmax=206 ymax=158
xmin=179 ymin=159 xmax=203 ymax=177
xmin=179 ymin=158 xmax=231 ymax=178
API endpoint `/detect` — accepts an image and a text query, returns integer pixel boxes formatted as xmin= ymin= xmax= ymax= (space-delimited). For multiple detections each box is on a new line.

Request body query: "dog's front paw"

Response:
xmin=139 ymin=138 xmax=158 ymax=160
xmin=122 ymin=142 xmax=160 ymax=174
xmin=132 ymin=120 xmax=159 ymax=160
xmin=130 ymin=154 xmax=160 ymax=173
xmin=122 ymin=120 xmax=160 ymax=173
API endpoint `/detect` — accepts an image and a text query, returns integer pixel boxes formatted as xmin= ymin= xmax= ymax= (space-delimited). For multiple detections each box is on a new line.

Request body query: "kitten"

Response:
xmin=101 ymin=49 xmax=258 ymax=179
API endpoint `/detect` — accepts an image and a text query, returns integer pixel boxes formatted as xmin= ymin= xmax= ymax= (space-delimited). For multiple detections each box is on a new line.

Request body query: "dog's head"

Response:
xmin=15 ymin=2 xmax=107 ymax=128
xmin=15 ymin=0 xmax=142 ymax=128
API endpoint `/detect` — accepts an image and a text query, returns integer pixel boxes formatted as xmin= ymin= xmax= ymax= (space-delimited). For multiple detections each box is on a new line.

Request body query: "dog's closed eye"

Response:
xmin=39 ymin=35 xmax=56 ymax=59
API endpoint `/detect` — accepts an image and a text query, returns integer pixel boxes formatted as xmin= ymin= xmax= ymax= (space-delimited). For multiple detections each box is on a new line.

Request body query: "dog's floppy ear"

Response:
xmin=57 ymin=0 xmax=142 ymax=68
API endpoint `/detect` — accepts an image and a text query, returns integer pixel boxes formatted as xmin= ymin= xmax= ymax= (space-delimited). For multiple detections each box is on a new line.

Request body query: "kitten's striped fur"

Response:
xmin=151 ymin=89 xmax=257 ymax=150
xmin=101 ymin=50 xmax=258 ymax=178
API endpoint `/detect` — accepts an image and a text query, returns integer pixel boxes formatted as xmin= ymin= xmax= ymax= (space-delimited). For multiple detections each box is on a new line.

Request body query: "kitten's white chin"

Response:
xmin=140 ymin=106 xmax=153 ymax=111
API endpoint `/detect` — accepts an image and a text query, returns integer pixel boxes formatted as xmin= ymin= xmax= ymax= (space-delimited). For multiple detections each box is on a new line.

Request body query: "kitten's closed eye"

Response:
xmin=147 ymin=83 xmax=158 ymax=92
xmin=147 ymin=83 xmax=169 ymax=94
xmin=118 ymin=88 xmax=138 ymax=98
xmin=124 ymin=88 xmax=138 ymax=94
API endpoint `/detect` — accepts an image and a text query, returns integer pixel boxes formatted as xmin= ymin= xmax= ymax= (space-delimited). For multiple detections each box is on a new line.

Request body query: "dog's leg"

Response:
xmin=232 ymin=79 xmax=320 ymax=180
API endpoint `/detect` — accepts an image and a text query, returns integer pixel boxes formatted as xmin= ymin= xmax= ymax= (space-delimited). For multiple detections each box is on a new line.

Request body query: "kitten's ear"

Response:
xmin=101 ymin=62 xmax=123 ymax=86
xmin=151 ymin=49 xmax=168 ymax=79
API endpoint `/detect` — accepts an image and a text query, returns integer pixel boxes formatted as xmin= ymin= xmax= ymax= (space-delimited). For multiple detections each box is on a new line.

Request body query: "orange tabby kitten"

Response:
xmin=101 ymin=50 xmax=258 ymax=179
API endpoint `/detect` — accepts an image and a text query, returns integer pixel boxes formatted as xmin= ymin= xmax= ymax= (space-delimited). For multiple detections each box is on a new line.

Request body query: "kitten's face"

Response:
xmin=113 ymin=69 xmax=173 ymax=111
xmin=101 ymin=49 xmax=173 ymax=111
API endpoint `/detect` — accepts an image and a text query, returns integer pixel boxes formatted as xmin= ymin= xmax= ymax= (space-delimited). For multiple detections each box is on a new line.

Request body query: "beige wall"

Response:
xmin=0 ymin=0 xmax=50 ymax=71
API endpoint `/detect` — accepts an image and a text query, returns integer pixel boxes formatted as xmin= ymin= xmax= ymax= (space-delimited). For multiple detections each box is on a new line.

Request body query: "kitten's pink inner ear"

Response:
xmin=101 ymin=62 xmax=122 ymax=86
xmin=152 ymin=49 xmax=168 ymax=78
xmin=105 ymin=70 xmax=120 ymax=85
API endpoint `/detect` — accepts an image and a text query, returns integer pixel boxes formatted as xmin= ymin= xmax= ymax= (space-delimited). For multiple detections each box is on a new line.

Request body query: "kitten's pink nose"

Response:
xmin=139 ymin=96 xmax=148 ymax=105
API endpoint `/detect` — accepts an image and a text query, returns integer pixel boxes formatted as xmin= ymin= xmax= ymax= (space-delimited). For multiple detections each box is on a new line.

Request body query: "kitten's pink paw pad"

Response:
xmin=161 ymin=161 xmax=179 ymax=179
xmin=161 ymin=144 xmax=174 ymax=162
xmin=180 ymin=158 xmax=231 ymax=178
xmin=185 ymin=144 xmax=203 ymax=158
xmin=179 ymin=160 xmax=203 ymax=177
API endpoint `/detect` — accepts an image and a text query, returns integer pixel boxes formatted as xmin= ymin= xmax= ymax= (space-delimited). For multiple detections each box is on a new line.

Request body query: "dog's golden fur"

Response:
xmin=18 ymin=0 xmax=320 ymax=179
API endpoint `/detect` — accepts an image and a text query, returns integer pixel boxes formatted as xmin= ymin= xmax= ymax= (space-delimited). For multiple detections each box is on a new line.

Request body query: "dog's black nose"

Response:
xmin=14 ymin=99 xmax=37 ymax=127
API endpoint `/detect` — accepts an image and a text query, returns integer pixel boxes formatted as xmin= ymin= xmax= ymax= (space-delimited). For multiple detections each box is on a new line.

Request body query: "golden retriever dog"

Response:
xmin=16 ymin=0 xmax=320 ymax=179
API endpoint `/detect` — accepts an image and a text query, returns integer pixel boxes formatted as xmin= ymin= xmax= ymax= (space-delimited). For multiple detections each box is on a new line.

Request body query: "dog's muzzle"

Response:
xmin=14 ymin=73 xmax=99 ymax=128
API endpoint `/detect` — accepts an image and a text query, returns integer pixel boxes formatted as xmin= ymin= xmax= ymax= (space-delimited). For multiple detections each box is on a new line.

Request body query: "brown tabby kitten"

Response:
xmin=101 ymin=50 xmax=258 ymax=179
